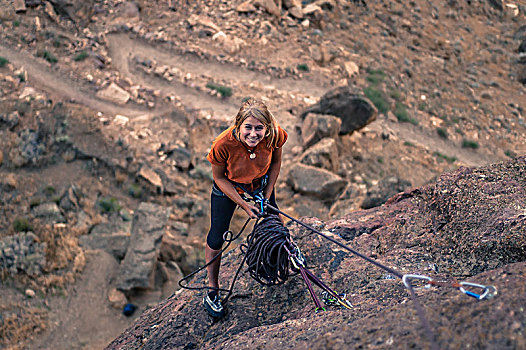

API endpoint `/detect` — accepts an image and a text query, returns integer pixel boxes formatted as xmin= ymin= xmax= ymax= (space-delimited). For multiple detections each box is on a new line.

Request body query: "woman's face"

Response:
xmin=240 ymin=116 xmax=266 ymax=148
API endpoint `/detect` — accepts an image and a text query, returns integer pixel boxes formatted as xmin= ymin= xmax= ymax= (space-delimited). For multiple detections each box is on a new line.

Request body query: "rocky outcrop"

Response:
xmin=107 ymin=157 xmax=526 ymax=349
xmin=299 ymin=137 xmax=339 ymax=173
xmin=300 ymin=86 xmax=378 ymax=135
xmin=0 ymin=231 xmax=46 ymax=276
xmin=286 ymin=162 xmax=347 ymax=199
xmin=300 ymin=113 xmax=341 ymax=150
xmin=116 ymin=202 xmax=170 ymax=292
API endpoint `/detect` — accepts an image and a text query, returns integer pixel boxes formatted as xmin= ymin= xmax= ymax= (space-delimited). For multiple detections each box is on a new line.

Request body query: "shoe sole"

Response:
xmin=203 ymin=298 xmax=226 ymax=318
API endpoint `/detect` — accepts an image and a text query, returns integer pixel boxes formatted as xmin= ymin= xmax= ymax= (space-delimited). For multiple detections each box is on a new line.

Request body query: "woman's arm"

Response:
xmin=212 ymin=164 xmax=259 ymax=219
xmin=263 ymin=147 xmax=283 ymax=200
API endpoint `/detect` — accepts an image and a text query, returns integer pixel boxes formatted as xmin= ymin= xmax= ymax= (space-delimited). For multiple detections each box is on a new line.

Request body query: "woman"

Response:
xmin=204 ymin=98 xmax=288 ymax=318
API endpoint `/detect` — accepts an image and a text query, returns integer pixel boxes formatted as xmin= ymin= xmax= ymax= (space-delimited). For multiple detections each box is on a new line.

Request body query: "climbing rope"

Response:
xmin=241 ymin=214 xmax=293 ymax=286
xmin=262 ymin=202 xmax=497 ymax=350
xmin=177 ymin=216 xmax=253 ymax=294
xmin=178 ymin=193 xmax=497 ymax=349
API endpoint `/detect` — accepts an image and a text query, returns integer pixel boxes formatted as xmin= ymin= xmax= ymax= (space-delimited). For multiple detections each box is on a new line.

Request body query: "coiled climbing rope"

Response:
xmin=242 ymin=214 xmax=294 ymax=286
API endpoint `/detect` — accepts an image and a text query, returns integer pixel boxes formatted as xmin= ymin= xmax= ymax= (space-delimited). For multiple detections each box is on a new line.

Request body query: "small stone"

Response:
xmin=288 ymin=6 xmax=303 ymax=19
xmin=5 ymin=173 xmax=17 ymax=188
xmin=14 ymin=0 xmax=26 ymax=13
xmin=25 ymin=289 xmax=36 ymax=298
xmin=343 ymin=61 xmax=359 ymax=78
xmin=43 ymin=2 xmax=59 ymax=22
xmin=96 ymin=83 xmax=130 ymax=105
xmin=19 ymin=87 xmax=37 ymax=100
xmin=114 ymin=114 xmax=129 ymax=126
xmin=139 ymin=165 xmax=164 ymax=191
xmin=108 ymin=288 xmax=127 ymax=309
xmin=236 ymin=1 xmax=256 ymax=12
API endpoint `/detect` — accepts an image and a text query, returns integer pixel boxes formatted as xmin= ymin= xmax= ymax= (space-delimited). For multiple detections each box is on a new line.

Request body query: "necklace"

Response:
xmin=240 ymin=140 xmax=257 ymax=159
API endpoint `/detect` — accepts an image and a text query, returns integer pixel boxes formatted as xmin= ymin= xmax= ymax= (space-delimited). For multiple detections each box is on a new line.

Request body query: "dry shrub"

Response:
xmin=39 ymin=272 xmax=75 ymax=291
xmin=0 ymin=305 xmax=47 ymax=349
xmin=39 ymin=223 xmax=82 ymax=272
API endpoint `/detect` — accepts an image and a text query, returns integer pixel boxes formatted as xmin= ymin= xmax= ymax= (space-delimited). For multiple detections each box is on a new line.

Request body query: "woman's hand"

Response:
xmin=242 ymin=203 xmax=260 ymax=219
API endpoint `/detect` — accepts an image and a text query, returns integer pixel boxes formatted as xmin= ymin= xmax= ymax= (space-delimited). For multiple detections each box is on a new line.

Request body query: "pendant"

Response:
xmin=250 ymin=153 xmax=256 ymax=159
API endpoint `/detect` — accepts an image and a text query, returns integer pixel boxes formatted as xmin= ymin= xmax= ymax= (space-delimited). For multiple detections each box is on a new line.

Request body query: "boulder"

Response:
xmin=79 ymin=218 xmax=132 ymax=260
xmin=300 ymin=86 xmax=377 ymax=135
xmin=11 ymin=129 xmax=46 ymax=167
xmin=96 ymin=83 xmax=130 ymax=105
xmin=47 ymin=0 xmax=97 ymax=27
xmin=299 ymin=137 xmax=339 ymax=173
xmin=301 ymin=113 xmax=341 ymax=149
xmin=107 ymin=157 xmax=526 ymax=350
xmin=116 ymin=203 xmax=170 ymax=292
xmin=254 ymin=0 xmax=281 ymax=17
xmin=165 ymin=146 xmax=193 ymax=171
xmin=236 ymin=1 xmax=257 ymax=12
xmin=117 ymin=1 xmax=140 ymax=18
xmin=343 ymin=60 xmax=360 ymax=78
xmin=108 ymin=288 xmax=128 ymax=310
xmin=487 ymin=0 xmax=504 ymax=11
xmin=138 ymin=165 xmax=163 ymax=193
xmin=285 ymin=0 xmax=303 ymax=18
xmin=59 ymin=184 xmax=82 ymax=212
xmin=287 ymin=163 xmax=347 ymax=199
xmin=31 ymin=202 xmax=65 ymax=224
xmin=14 ymin=0 xmax=26 ymax=13
xmin=0 ymin=231 xmax=46 ymax=276
xmin=0 ymin=111 xmax=20 ymax=130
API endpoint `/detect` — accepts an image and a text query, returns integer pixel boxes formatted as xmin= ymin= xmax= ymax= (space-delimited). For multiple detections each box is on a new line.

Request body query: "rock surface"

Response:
xmin=107 ymin=157 xmax=526 ymax=350
xmin=0 ymin=0 xmax=524 ymax=348
xmin=116 ymin=202 xmax=170 ymax=292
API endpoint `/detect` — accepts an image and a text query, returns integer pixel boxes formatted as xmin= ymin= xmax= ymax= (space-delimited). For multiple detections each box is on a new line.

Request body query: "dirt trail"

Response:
xmin=0 ymin=44 xmax=165 ymax=119
xmin=1 ymin=33 xmax=501 ymax=168
xmin=106 ymin=33 xmax=330 ymax=119
xmin=30 ymin=250 xmax=137 ymax=350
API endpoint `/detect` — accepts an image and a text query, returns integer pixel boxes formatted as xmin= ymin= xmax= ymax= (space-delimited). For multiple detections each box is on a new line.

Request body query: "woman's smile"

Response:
xmin=240 ymin=116 xmax=266 ymax=148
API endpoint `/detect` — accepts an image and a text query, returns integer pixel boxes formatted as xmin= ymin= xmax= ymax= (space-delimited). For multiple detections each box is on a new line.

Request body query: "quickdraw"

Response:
xmin=402 ymin=274 xmax=497 ymax=300
xmin=261 ymin=202 xmax=497 ymax=350
xmin=286 ymin=244 xmax=353 ymax=311
xmin=179 ymin=189 xmax=497 ymax=350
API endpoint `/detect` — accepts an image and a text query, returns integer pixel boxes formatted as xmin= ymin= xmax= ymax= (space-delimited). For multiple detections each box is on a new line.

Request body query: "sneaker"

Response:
xmin=203 ymin=291 xmax=225 ymax=318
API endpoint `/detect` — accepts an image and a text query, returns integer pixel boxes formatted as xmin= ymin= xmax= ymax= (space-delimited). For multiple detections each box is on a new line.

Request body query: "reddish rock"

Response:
xmin=106 ymin=157 xmax=526 ymax=349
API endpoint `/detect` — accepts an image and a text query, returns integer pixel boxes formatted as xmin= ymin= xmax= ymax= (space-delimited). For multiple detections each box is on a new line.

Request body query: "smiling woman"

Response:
xmin=201 ymin=98 xmax=288 ymax=318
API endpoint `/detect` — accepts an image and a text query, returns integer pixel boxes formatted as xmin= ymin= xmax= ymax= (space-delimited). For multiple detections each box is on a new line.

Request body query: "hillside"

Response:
xmin=107 ymin=157 xmax=526 ymax=349
xmin=0 ymin=0 xmax=525 ymax=349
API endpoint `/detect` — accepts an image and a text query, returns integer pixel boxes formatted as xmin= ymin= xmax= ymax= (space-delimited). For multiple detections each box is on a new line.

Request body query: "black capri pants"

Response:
xmin=206 ymin=183 xmax=278 ymax=250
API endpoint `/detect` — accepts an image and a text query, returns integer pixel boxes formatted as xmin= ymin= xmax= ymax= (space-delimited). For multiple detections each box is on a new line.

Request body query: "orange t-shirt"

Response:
xmin=207 ymin=125 xmax=288 ymax=193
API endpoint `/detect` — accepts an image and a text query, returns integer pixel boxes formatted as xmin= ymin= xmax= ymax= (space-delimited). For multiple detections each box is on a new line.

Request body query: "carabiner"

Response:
xmin=289 ymin=255 xmax=304 ymax=270
xmin=315 ymin=306 xmax=326 ymax=313
xmin=402 ymin=274 xmax=433 ymax=289
xmin=459 ymin=282 xmax=497 ymax=300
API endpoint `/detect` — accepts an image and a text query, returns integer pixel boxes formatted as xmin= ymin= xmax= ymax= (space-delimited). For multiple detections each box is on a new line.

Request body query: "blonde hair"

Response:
xmin=233 ymin=98 xmax=280 ymax=149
